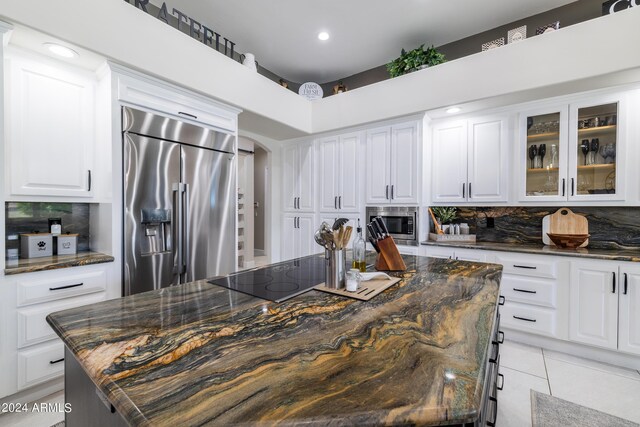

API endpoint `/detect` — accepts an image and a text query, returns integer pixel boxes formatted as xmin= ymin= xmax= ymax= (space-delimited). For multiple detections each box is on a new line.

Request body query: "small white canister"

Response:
xmin=57 ymin=233 xmax=78 ymax=255
xmin=20 ymin=233 xmax=53 ymax=258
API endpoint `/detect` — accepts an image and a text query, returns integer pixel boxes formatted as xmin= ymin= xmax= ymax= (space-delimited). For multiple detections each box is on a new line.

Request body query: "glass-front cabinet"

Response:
xmin=522 ymin=108 xmax=568 ymax=201
xmin=520 ymin=93 xmax=624 ymax=202
xmin=568 ymin=99 xmax=620 ymax=200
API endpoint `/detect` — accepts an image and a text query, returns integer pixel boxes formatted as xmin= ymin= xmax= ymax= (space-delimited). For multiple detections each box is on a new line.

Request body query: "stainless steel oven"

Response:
xmin=366 ymin=206 xmax=418 ymax=246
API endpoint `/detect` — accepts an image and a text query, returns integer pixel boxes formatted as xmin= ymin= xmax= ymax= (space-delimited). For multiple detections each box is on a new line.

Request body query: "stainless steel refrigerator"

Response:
xmin=123 ymin=106 xmax=236 ymax=295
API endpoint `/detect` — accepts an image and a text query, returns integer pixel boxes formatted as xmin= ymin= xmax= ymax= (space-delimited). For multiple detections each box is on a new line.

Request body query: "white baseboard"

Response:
xmin=504 ymin=328 xmax=640 ymax=371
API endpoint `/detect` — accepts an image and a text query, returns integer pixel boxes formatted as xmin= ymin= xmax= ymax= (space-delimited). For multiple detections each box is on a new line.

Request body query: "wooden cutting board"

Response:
xmin=542 ymin=208 xmax=589 ymax=247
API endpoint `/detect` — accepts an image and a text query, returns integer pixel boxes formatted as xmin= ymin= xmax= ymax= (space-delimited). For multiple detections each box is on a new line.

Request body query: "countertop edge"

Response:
xmin=4 ymin=252 xmax=115 ymax=275
xmin=421 ymin=241 xmax=640 ymax=262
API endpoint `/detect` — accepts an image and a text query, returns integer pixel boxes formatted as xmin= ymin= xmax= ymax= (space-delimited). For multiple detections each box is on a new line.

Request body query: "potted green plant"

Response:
xmin=386 ymin=44 xmax=446 ymax=78
xmin=431 ymin=207 xmax=457 ymax=232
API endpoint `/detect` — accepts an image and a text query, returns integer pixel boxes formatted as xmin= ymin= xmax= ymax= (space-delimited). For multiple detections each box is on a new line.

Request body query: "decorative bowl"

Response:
xmin=546 ymin=233 xmax=590 ymax=249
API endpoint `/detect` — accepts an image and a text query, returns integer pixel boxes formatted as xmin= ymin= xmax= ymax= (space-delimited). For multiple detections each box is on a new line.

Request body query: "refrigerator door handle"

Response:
xmin=182 ymin=183 xmax=190 ymax=279
xmin=172 ymin=183 xmax=183 ymax=277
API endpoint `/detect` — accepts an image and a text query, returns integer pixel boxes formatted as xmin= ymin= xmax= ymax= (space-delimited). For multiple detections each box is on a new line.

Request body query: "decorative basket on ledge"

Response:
xmin=429 ymin=233 xmax=477 ymax=242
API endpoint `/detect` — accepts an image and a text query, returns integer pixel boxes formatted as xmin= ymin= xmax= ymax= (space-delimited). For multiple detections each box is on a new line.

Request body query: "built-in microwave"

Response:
xmin=366 ymin=206 xmax=418 ymax=246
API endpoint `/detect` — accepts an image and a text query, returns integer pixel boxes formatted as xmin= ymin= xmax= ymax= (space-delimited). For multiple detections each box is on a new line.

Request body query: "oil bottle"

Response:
xmin=352 ymin=219 xmax=366 ymax=272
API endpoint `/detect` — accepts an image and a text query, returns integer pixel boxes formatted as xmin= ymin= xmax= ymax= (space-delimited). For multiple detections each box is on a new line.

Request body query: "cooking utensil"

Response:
xmin=332 ymin=218 xmax=349 ymax=230
xmin=342 ymin=226 xmax=353 ymax=248
xmin=375 ymin=217 xmax=388 ymax=237
xmin=428 ymin=208 xmax=444 ymax=235
xmin=368 ymin=236 xmax=380 ymax=253
xmin=370 ymin=221 xmax=384 ymax=240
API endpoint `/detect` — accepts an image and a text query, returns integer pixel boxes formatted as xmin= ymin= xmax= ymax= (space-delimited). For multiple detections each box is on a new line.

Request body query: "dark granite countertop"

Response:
xmin=421 ymin=240 xmax=640 ymax=262
xmin=47 ymin=253 xmax=502 ymax=427
xmin=4 ymin=251 xmax=115 ymax=275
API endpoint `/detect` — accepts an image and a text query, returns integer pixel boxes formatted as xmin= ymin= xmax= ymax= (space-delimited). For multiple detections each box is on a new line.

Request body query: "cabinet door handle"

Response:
xmin=513 ymin=315 xmax=536 ymax=322
xmin=624 ymin=273 xmax=628 ymax=295
xmin=497 ymin=373 xmax=505 ymax=391
xmin=339 ymin=196 xmax=342 ymax=209
xmin=513 ymin=288 xmax=537 ymax=294
xmin=87 ymin=170 xmax=92 ymax=192
xmin=468 ymin=182 xmax=472 ymax=198
xmin=612 ymin=272 xmax=616 ymax=293
xmin=498 ymin=295 xmax=505 ymax=306
xmin=513 ymin=264 xmax=536 ymax=270
xmin=178 ymin=111 xmax=198 ymax=120
xmin=49 ymin=358 xmax=64 ymax=365
xmin=391 ymin=185 xmax=394 ymax=200
xmin=571 ymin=178 xmax=575 ymax=196
xmin=335 ymin=196 xmax=338 ymax=209
xmin=562 ymin=178 xmax=566 ymax=197
xmin=49 ymin=283 xmax=84 ymax=291
xmin=462 ymin=183 xmax=465 ymax=198
xmin=385 ymin=185 xmax=389 ymax=200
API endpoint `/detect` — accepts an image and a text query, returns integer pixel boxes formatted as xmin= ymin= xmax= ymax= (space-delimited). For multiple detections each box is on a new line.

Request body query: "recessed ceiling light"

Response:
xmin=446 ymin=107 xmax=461 ymax=114
xmin=318 ymin=32 xmax=330 ymax=41
xmin=44 ymin=43 xmax=78 ymax=58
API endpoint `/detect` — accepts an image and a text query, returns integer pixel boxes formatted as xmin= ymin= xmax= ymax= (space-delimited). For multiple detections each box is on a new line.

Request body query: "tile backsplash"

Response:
xmin=5 ymin=202 xmax=90 ymax=256
xmin=434 ymin=206 xmax=640 ymax=250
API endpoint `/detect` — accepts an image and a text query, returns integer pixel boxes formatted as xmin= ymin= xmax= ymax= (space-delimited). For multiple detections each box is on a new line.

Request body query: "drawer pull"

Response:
xmin=513 ymin=315 xmax=536 ymax=323
xmin=178 ymin=111 xmax=198 ymax=120
xmin=49 ymin=358 xmax=64 ymax=365
xmin=513 ymin=288 xmax=537 ymax=294
xmin=49 ymin=283 xmax=84 ymax=291
xmin=612 ymin=272 xmax=616 ymax=294
xmin=497 ymin=331 xmax=505 ymax=344
xmin=498 ymin=295 xmax=505 ymax=306
xmin=513 ymin=264 xmax=537 ymax=270
xmin=497 ymin=373 xmax=504 ymax=391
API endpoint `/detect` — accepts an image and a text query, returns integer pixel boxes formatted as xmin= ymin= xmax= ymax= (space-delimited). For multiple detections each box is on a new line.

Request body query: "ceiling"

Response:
xmin=154 ymin=0 xmax=577 ymax=84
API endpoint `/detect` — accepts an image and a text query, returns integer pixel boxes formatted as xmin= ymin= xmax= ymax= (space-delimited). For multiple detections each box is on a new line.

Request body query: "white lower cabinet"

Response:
xmin=282 ymin=213 xmax=318 ymax=261
xmin=496 ymin=253 xmax=569 ymax=340
xmin=619 ymin=264 xmax=640 ymax=355
xmin=0 ymin=264 xmax=112 ymax=399
xmin=569 ymin=260 xmax=640 ymax=355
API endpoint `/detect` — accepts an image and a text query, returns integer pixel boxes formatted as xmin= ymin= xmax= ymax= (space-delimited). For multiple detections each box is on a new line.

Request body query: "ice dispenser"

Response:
xmin=140 ymin=209 xmax=172 ymax=255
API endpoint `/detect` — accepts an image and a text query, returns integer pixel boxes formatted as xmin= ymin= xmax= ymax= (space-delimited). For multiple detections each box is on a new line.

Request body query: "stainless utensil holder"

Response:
xmin=325 ymin=249 xmax=346 ymax=289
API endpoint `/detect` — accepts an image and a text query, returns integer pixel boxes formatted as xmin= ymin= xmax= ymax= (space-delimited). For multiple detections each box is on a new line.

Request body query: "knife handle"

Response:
xmin=368 ymin=237 xmax=380 ymax=253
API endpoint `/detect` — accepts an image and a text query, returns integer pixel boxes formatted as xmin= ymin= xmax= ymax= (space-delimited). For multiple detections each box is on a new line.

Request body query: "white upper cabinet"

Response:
xmin=318 ymin=132 xmax=360 ymax=212
xmin=366 ymin=121 xmax=419 ymax=205
xmin=282 ymin=140 xmax=314 ymax=212
xmin=519 ymin=92 xmax=626 ymax=202
xmin=432 ymin=115 xmax=509 ymax=203
xmin=6 ymin=52 xmax=95 ymax=198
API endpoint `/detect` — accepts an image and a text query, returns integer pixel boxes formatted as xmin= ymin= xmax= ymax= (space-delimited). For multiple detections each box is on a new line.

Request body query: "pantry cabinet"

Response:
xmin=519 ymin=92 xmax=626 ymax=202
xmin=431 ymin=115 xmax=509 ymax=203
xmin=318 ymin=133 xmax=360 ymax=213
xmin=365 ymin=122 xmax=419 ymax=205
xmin=283 ymin=140 xmax=314 ymax=212
xmin=6 ymin=51 xmax=96 ymax=198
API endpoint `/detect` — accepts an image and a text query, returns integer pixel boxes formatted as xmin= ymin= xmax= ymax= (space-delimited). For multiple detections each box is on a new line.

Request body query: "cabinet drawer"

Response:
xmin=496 ymin=255 xmax=557 ymax=279
xmin=501 ymin=302 xmax=558 ymax=338
xmin=17 ymin=340 xmax=65 ymax=390
xmin=17 ymin=293 xmax=106 ymax=349
xmin=500 ymin=275 xmax=556 ymax=308
xmin=17 ymin=267 xmax=107 ymax=307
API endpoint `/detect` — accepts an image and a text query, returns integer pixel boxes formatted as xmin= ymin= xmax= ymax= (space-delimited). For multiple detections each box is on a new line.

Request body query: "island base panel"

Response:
xmin=65 ymin=347 xmax=128 ymax=427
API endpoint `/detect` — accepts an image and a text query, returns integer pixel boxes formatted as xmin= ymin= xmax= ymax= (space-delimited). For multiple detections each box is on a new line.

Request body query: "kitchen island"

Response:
xmin=47 ymin=254 xmax=503 ymax=426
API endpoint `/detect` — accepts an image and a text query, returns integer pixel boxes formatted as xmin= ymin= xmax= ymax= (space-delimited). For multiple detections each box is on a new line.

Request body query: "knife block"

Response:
xmin=374 ymin=237 xmax=406 ymax=272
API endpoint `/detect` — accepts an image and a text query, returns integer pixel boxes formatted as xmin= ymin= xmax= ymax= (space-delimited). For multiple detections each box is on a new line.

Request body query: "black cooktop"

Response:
xmin=208 ymin=255 xmax=325 ymax=302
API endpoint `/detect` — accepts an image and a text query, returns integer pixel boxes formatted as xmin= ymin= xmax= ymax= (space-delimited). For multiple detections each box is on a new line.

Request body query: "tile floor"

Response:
xmin=497 ymin=339 xmax=640 ymax=426
xmin=2 ymin=339 xmax=640 ymax=426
